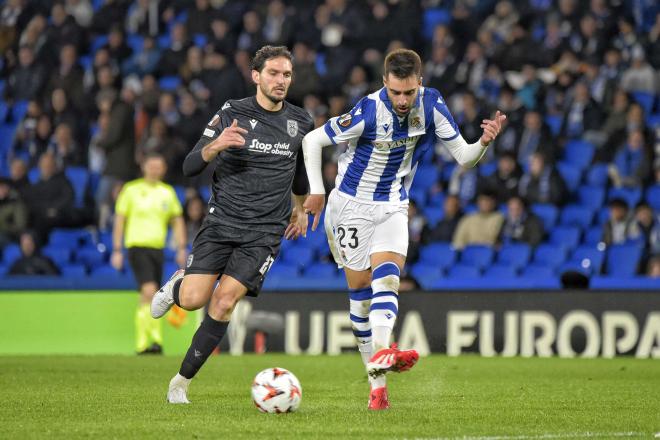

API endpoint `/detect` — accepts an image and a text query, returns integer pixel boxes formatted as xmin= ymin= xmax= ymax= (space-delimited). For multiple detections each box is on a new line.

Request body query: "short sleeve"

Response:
xmin=114 ymin=185 xmax=131 ymax=216
xmin=201 ymin=103 xmax=231 ymax=140
xmin=433 ymin=95 xmax=460 ymax=141
xmin=323 ymin=97 xmax=373 ymax=144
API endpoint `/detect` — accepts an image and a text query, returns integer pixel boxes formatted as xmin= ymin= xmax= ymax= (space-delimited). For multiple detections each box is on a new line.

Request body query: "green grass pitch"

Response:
xmin=1 ymin=354 xmax=658 ymax=439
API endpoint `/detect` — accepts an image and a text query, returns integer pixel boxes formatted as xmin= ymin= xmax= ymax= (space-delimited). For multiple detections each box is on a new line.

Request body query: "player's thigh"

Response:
xmin=207 ymin=274 xmax=249 ymax=321
xmin=223 ymin=234 xmax=279 ymax=298
xmin=325 ymin=190 xmax=377 ymax=271
xmin=179 ymin=273 xmax=219 ymax=310
xmin=370 ymin=206 xmax=408 ymax=268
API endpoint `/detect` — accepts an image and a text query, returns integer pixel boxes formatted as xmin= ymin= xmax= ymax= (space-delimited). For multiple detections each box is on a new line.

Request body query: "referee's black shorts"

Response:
xmin=185 ymin=220 xmax=281 ymax=297
xmin=127 ymin=247 xmax=164 ymax=287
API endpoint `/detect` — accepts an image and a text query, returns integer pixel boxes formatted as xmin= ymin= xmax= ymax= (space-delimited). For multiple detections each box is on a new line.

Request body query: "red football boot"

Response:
xmin=367 ymin=343 xmax=419 ymax=378
xmin=368 ymin=386 xmax=389 ymax=410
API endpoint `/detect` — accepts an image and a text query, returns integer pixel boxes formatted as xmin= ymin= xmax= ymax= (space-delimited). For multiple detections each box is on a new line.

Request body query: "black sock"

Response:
xmin=179 ymin=314 xmax=228 ymax=379
xmin=172 ymin=279 xmax=183 ymax=307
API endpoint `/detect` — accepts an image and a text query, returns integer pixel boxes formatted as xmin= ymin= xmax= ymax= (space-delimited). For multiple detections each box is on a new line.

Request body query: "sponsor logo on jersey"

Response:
xmin=287 ymin=120 xmax=298 ymax=137
xmin=338 ymin=113 xmax=352 ymax=127
xmin=203 ymin=128 xmax=215 ymax=137
xmin=373 ymin=135 xmax=419 ymax=151
xmin=208 ymin=114 xmax=220 ymax=126
xmin=248 ymin=138 xmax=293 ymax=158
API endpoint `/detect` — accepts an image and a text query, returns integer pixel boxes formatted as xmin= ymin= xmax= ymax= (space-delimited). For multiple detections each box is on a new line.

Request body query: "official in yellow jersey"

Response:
xmin=111 ymin=153 xmax=186 ymax=354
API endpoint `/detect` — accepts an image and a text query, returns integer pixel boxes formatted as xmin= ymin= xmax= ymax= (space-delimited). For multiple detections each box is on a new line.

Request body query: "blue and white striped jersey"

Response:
xmin=323 ymin=86 xmax=460 ymax=203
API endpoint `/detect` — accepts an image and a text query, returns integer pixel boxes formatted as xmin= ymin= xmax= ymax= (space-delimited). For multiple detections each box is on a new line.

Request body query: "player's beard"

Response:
xmin=261 ymin=84 xmax=286 ymax=104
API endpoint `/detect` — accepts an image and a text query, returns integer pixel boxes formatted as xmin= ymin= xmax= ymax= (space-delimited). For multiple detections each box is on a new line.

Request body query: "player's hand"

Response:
xmin=202 ymin=119 xmax=248 ymax=161
xmin=110 ymin=250 xmax=123 ymax=271
xmin=479 ymin=110 xmax=506 ymax=146
xmin=285 ymin=205 xmax=308 ymax=240
xmin=303 ymin=194 xmax=325 ymax=232
xmin=175 ymin=248 xmax=187 ymax=268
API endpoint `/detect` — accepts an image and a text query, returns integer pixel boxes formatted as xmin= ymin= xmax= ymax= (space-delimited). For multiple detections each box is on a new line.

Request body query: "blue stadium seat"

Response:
xmin=198 ymin=185 xmax=211 ymax=202
xmin=563 ymin=139 xmax=594 ymax=170
xmin=76 ymin=246 xmax=107 ymax=269
xmin=126 ymin=34 xmax=144 ymax=53
xmin=304 ymin=227 xmax=329 ymax=251
xmin=549 ymin=226 xmax=581 ymax=251
xmin=193 ymin=33 xmax=208 ymax=48
xmin=90 ymin=35 xmax=109 ymax=53
xmin=545 ymin=114 xmax=562 ymax=136
xmin=0 ymin=263 xmax=8 ymax=276
xmin=483 ymin=264 xmax=517 ymax=278
xmin=60 ymin=264 xmax=87 ymax=277
xmin=157 ymin=34 xmax=171 ymax=49
xmin=570 ymin=245 xmax=605 ymax=273
xmin=478 ymin=161 xmax=497 ymax=177
xmin=423 ymin=207 xmax=444 ymax=227
xmin=159 ymin=76 xmax=181 ymax=91
xmin=408 ymin=187 xmax=427 ymax=205
xmin=91 ymin=264 xmax=121 ymax=276
xmin=268 ymin=262 xmax=298 ymax=278
xmin=447 ymin=264 xmax=480 ymax=279
xmin=557 ymin=162 xmax=581 ymax=192
xmin=65 ymin=167 xmax=90 ymax=208
xmin=414 ymin=165 xmax=439 ymax=190
xmin=560 ymin=205 xmax=593 ymax=229
xmin=532 ymin=244 xmax=567 ymax=269
xmin=631 ymin=91 xmax=655 ymax=114
xmin=460 ymin=245 xmax=494 ymax=269
xmin=583 ymin=226 xmax=603 ymax=245
xmin=531 ymin=204 xmax=559 ymax=230
xmin=605 ymin=244 xmax=642 ymax=277
xmin=419 ymin=242 xmax=456 ymax=268
xmin=497 ymin=243 xmax=531 ymax=269
xmin=0 ymin=101 xmax=8 ymax=123
xmin=608 ymin=187 xmax=642 ymax=209
xmin=48 ymin=228 xmax=92 ymax=248
xmin=41 ymin=246 xmax=72 ymax=265
xmin=410 ymin=262 xmax=443 ymax=282
xmin=11 ymin=100 xmax=28 ymax=122
xmin=280 ymin=246 xmax=314 ymax=268
xmin=423 ymin=8 xmax=451 ymax=39
xmin=596 ymin=206 xmax=610 ymax=225
xmin=585 ymin=164 xmax=609 ymax=187
xmin=427 ymin=192 xmax=444 ymax=207
xmin=577 ymin=185 xmax=605 ymax=212
xmin=0 ymin=124 xmax=17 ymax=152
xmin=303 ymin=263 xmax=337 ymax=278
xmin=520 ymin=264 xmax=555 ymax=278
xmin=2 ymin=243 xmax=20 ymax=265
xmin=647 ymin=113 xmax=660 ymax=128
xmin=558 ymin=260 xmax=593 ymax=276
xmin=173 ymin=185 xmax=186 ymax=206
xmin=646 ymin=185 xmax=660 ymax=211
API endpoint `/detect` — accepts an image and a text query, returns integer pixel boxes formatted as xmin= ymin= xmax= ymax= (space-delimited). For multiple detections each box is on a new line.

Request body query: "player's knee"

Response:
xmin=371 ymin=262 xmax=400 ymax=292
xmin=178 ymin=285 xmax=208 ymax=310
xmin=209 ymin=294 xmax=239 ymax=320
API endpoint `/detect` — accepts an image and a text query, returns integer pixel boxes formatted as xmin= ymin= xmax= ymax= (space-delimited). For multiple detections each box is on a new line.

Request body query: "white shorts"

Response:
xmin=324 ymin=189 xmax=409 ymax=271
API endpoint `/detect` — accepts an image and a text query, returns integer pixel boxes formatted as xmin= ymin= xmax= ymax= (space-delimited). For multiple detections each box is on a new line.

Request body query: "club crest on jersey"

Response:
xmin=287 ymin=120 xmax=298 ymax=137
xmin=338 ymin=113 xmax=352 ymax=127
xmin=208 ymin=114 xmax=220 ymax=127
xmin=410 ymin=116 xmax=422 ymax=129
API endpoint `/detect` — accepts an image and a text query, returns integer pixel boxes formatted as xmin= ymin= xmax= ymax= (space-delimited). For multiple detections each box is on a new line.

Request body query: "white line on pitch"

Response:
xmin=401 ymin=432 xmax=646 ymax=440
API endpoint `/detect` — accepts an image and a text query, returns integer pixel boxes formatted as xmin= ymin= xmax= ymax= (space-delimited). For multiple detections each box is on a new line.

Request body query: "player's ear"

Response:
xmin=251 ymin=69 xmax=260 ymax=85
xmin=418 ymin=76 xmax=422 ymax=86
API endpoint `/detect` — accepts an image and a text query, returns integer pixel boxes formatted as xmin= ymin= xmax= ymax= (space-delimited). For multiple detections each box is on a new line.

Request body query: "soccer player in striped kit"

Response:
xmin=302 ymin=49 xmax=506 ymax=410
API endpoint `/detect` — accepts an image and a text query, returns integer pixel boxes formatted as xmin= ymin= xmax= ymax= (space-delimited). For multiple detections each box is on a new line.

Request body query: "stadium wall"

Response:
xmin=1 ymin=291 xmax=658 ymax=358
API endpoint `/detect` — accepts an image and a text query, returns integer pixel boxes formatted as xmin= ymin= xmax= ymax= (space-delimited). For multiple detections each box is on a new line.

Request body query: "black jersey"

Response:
xmin=183 ymin=96 xmax=314 ymax=235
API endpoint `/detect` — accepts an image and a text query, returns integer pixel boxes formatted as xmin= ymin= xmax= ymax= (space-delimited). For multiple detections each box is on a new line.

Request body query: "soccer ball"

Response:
xmin=251 ymin=367 xmax=302 ymax=413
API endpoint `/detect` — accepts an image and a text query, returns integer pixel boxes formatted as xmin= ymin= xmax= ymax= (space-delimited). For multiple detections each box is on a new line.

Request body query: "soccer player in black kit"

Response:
xmin=150 ymin=46 xmax=314 ymax=403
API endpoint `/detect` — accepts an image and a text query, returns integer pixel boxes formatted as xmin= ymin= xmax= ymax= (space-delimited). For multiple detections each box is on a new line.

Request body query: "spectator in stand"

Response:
xmin=183 ymin=195 xmax=205 ymax=248
xmin=510 ymin=110 xmax=556 ymax=165
xmin=287 ymin=42 xmax=321 ymax=106
xmin=158 ymin=22 xmax=191 ymax=77
xmin=179 ymin=46 xmax=204 ymax=87
xmin=9 ymin=231 xmax=60 ymax=276
xmin=478 ymin=152 xmax=522 ymax=204
xmin=121 ymin=35 xmax=160 ymax=77
xmin=424 ymin=195 xmax=463 ymax=244
xmin=628 ymin=202 xmax=660 ymax=260
xmin=407 ymin=200 xmax=426 ymax=264
xmin=48 ymin=122 xmax=82 ymax=168
xmin=602 ymin=198 xmax=633 ymax=245
xmin=22 ymin=152 xmax=75 ymax=243
xmin=186 ymin=0 xmax=213 ymax=37
xmin=498 ymin=196 xmax=544 ymax=247
xmin=452 ymin=191 xmax=504 ymax=250
xmin=647 ymin=256 xmax=660 ymax=278
xmin=125 ymin=0 xmax=161 ymax=36
xmin=209 ymin=17 xmax=235 ymax=58
xmin=447 ymin=165 xmax=479 ymax=207
xmin=12 ymin=113 xmax=52 ymax=167
xmin=90 ymin=0 xmax=128 ymax=35
xmin=423 ymin=45 xmax=456 ymax=96
xmin=104 ymin=26 xmax=133 ymax=67
xmin=620 ymin=47 xmax=657 ymax=95
xmin=175 ymin=92 xmax=207 ymax=150
xmin=560 ymin=81 xmax=603 ymax=142
xmin=0 ymin=178 xmax=28 ymax=248
xmin=237 ymin=10 xmax=265 ymax=55
xmin=48 ymin=2 xmax=84 ymax=52
xmin=200 ymin=50 xmax=246 ymax=111
xmin=263 ymin=0 xmax=295 ymax=47
xmin=157 ymin=92 xmax=180 ymax=128
xmin=608 ymin=129 xmax=652 ymax=188
xmin=47 ymin=44 xmax=86 ymax=113
xmin=519 ymin=152 xmax=567 ymax=206
xmin=5 ymin=44 xmax=47 ymax=102
xmin=66 ymin=0 xmax=93 ymax=28
xmin=8 ymin=158 xmax=30 ymax=197
xmin=48 ymin=88 xmax=84 ymax=145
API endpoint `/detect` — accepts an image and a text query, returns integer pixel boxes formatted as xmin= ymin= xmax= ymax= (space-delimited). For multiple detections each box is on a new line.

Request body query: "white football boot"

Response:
xmin=167 ymin=373 xmax=191 ymax=404
xmin=151 ymin=269 xmax=184 ymax=318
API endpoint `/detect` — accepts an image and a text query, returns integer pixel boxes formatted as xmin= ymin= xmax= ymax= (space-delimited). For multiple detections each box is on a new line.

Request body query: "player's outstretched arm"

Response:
xmin=183 ymin=119 xmax=248 ymax=177
xmin=302 ymin=126 xmax=334 ymax=231
xmin=442 ymin=111 xmax=506 ymax=168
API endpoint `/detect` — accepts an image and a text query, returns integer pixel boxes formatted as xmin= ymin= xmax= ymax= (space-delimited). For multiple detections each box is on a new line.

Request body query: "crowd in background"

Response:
xmin=0 ymin=0 xmax=658 ymax=279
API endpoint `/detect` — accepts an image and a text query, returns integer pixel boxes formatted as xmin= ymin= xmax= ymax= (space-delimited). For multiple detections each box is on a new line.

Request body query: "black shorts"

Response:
xmin=185 ymin=220 xmax=281 ymax=297
xmin=127 ymin=247 xmax=164 ymax=287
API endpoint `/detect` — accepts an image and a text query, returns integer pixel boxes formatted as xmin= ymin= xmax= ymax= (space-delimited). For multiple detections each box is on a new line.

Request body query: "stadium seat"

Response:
xmin=0 ymin=124 xmax=17 ymax=152
xmin=11 ymin=100 xmax=28 ymax=122
xmin=193 ymin=33 xmax=208 ymax=48
xmin=577 ymin=185 xmax=605 ymax=212
xmin=91 ymin=264 xmax=122 ymax=276
xmin=583 ymin=226 xmax=603 ymax=245
xmin=646 ymin=185 xmax=660 ymax=211
xmin=545 ymin=114 xmax=562 ymax=136
xmin=48 ymin=228 xmax=92 ymax=248
xmin=558 ymin=260 xmax=593 ymax=276
xmin=549 ymin=226 xmax=581 ymax=251
xmin=531 ymin=204 xmax=559 ymax=230
xmin=520 ymin=264 xmax=554 ymax=278
xmin=126 ymin=34 xmax=144 ymax=53
xmin=423 ymin=8 xmax=452 ymax=39
xmin=75 ymin=247 xmax=107 ymax=269
xmin=0 ymin=264 xmax=8 ymax=276
xmin=647 ymin=113 xmax=660 ymax=128
xmin=585 ymin=164 xmax=609 ymax=187
xmin=483 ymin=264 xmax=517 ymax=278
xmin=303 ymin=263 xmax=337 ymax=278
xmin=563 ymin=139 xmax=594 ymax=170
xmin=557 ymin=162 xmax=582 ymax=192
xmin=268 ymin=262 xmax=298 ymax=278
xmin=304 ymin=227 xmax=329 ymax=251
xmin=42 ymin=246 xmax=72 ymax=265
xmin=280 ymin=246 xmax=314 ymax=268
xmin=419 ymin=242 xmax=456 ymax=268
xmin=65 ymin=167 xmax=90 ymax=208
xmin=459 ymin=245 xmax=494 ymax=269
xmin=414 ymin=165 xmax=439 ymax=191
xmin=408 ymin=187 xmax=427 ymax=205
xmin=478 ymin=161 xmax=497 ymax=177
xmin=608 ymin=187 xmax=642 ymax=209
xmin=60 ymin=264 xmax=87 ymax=277
xmin=0 ymin=101 xmax=8 ymax=123
xmin=159 ymin=76 xmax=181 ymax=91
xmin=2 ymin=243 xmax=20 ymax=265
xmin=605 ymin=244 xmax=642 ymax=277
xmin=596 ymin=206 xmax=610 ymax=225
xmin=631 ymin=91 xmax=655 ymax=115
xmin=198 ymin=185 xmax=211 ymax=202
xmin=560 ymin=205 xmax=593 ymax=229
xmin=157 ymin=34 xmax=171 ymax=49
xmin=423 ymin=207 xmax=444 ymax=227
xmin=90 ymin=35 xmax=109 ymax=53
xmin=496 ymin=243 xmax=531 ymax=269
xmin=410 ymin=262 xmax=443 ymax=282
xmin=532 ymin=244 xmax=567 ymax=269
xmin=427 ymin=192 xmax=444 ymax=207
xmin=447 ymin=264 xmax=480 ymax=279
xmin=173 ymin=185 xmax=186 ymax=205
xmin=570 ymin=245 xmax=605 ymax=273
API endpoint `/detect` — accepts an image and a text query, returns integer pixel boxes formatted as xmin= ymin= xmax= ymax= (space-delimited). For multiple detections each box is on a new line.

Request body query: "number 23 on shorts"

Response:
xmin=336 ymin=226 xmax=359 ymax=249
